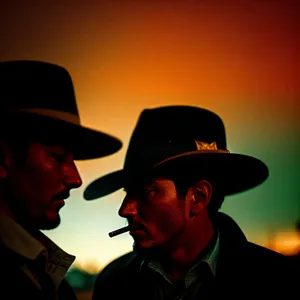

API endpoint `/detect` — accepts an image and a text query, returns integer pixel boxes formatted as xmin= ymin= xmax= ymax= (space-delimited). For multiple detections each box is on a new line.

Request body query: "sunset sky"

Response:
xmin=1 ymin=0 xmax=299 ymax=271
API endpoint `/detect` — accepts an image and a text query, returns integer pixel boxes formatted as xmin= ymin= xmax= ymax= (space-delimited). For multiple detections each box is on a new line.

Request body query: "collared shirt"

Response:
xmin=140 ymin=233 xmax=220 ymax=300
xmin=0 ymin=213 xmax=75 ymax=293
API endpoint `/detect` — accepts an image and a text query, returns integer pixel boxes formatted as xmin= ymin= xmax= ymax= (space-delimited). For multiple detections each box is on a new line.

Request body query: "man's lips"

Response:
xmin=52 ymin=199 xmax=65 ymax=208
xmin=129 ymin=223 xmax=146 ymax=230
xmin=129 ymin=224 xmax=147 ymax=235
xmin=51 ymin=191 xmax=70 ymax=209
xmin=52 ymin=190 xmax=70 ymax=201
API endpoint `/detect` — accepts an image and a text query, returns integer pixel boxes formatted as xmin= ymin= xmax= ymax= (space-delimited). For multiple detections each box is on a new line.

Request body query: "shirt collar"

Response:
xmin=195 ymin=231 xmax=220 ymax=275
xmin=0 ymin=213 xmax=44 ymax=260
xmin=0 ymin=213 xmax=75 ymax=288
xmin=141 ymin=232 xmax=220 ymax=286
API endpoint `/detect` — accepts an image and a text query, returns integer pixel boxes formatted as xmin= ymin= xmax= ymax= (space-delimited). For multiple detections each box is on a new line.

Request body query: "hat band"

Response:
xmin=17 ymin=108 xmax=80 ymax=125
xmin=124 ymin=140 xmax=230 ymax=172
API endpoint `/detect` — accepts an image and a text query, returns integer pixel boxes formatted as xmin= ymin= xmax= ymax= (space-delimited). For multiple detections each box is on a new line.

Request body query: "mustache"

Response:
xmin=128 ymin=223 xmax=146 ymax=230
xmin=52 ymin=190 xmax=70 ymax=201
xmin=127 ymin=219 xmax=146 ymax=230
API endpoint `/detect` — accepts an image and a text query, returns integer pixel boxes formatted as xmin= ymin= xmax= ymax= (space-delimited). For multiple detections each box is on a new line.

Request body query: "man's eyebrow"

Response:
xmin=123 ymin=180 xmax=156 ymax=192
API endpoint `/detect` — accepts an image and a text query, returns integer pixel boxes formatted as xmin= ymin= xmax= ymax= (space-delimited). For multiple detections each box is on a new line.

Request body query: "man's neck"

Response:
xmin=0 ymin=202 xmax=38 ymax=236
xmin=160 ymin=219 xmax=215 ymax=281
xmin=0 ymin=200 xmax=15 ymax=220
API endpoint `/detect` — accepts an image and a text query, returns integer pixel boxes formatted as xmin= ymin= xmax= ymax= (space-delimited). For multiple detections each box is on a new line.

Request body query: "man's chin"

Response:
xmin=39 ymin=215 xmax=61 ymax=230
xmin=134 ymin=248 xmax=166 ymax=264
xmin=133 ymin=241 xmax=160 ymax=256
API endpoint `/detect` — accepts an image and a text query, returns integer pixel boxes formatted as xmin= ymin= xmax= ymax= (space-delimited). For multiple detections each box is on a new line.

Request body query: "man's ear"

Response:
xmin=188 ymin=180 xmax=212 ymax=216
xmin=0 ymin=140 xmax=12 ymax=179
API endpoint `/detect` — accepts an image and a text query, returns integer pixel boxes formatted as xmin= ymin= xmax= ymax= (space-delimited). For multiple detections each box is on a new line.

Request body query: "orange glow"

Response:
xmin=266 ymin=232 xmax=300 ymax=256
xmin=72 ymin=259 xmax=103 ymax=274
xmin=1 ymin=1 xmax=298 ymax=269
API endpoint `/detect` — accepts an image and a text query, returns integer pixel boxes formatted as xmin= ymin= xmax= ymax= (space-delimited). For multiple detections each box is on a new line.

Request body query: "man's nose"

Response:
xmin=118 ymin=195 xmax=138 ymax=218
xmin=63 ymin=161 xmax=83 ymax=189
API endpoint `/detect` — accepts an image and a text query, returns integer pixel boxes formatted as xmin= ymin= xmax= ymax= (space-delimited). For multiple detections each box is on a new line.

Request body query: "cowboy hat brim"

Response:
xmin=60 ymin=122 xmax=123 ymax=160
xmin=83 ymin=151 xmax=268 ymax=200
xmin=1 ymin=110 xmax=122 ymax=160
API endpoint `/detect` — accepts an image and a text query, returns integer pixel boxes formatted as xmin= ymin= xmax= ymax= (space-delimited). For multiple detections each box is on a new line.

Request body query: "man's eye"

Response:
xmin=52 ymin=154 xmax=65 ymax=162
xmin=143 ymin=189 xmax=154 ymax=195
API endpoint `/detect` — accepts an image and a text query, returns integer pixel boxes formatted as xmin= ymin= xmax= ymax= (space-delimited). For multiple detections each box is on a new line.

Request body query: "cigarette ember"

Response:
xmin=108 ymin=226 xmax=130 ymax=238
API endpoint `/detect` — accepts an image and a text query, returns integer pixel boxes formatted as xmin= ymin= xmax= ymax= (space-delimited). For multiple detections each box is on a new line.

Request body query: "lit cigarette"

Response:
xmin=108 ymin=226 xmax=130 ymax=238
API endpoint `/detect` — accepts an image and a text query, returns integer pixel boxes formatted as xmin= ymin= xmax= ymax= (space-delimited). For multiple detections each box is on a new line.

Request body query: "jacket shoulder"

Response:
xmin=58 ymin=279 xmax=78 ymax=300
xmin=247 ymin=242 xmax=292 ymax=260
xmin=93 ymin=251 xmax=141 ymax=299
xmin=246 ymin=242 xmax=300 ymax=273
xmin=99 ymin=251 xmax=139 ymax=277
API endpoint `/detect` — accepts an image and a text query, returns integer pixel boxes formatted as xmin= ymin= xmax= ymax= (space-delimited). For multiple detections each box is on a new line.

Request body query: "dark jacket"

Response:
xmin=93 ymin=213 xmax=299 ymax=300
xmin=0 ymin=242 xmax=77 ymax=300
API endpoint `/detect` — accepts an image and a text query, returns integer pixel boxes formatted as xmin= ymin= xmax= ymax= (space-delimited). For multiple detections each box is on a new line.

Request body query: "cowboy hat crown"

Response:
xmin=0 ymin=60 xmax=122 ymax=160
xmin=84 ymin=105 xmax=268 ymax=199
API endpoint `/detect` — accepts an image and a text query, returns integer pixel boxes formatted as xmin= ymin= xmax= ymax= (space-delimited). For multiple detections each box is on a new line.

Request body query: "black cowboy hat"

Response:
xmin=0 ymin=60 xmax=122 ymax=160
xmin=84 ymin=105 xmax=268 ymax=199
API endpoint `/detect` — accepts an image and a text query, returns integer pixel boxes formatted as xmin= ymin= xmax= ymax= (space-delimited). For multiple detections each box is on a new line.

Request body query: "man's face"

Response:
xmin=3 ymin=142 xmax=82 ymax=230
xmin=118 ymin=177 xmax=190 ymax=251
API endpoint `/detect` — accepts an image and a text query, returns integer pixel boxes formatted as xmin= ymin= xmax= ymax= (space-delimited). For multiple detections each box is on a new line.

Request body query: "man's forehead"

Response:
xmin=31 ymin=141 xmax=74 ymax=155
xmin=125 ymin=176 xmax=174 ymax=190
